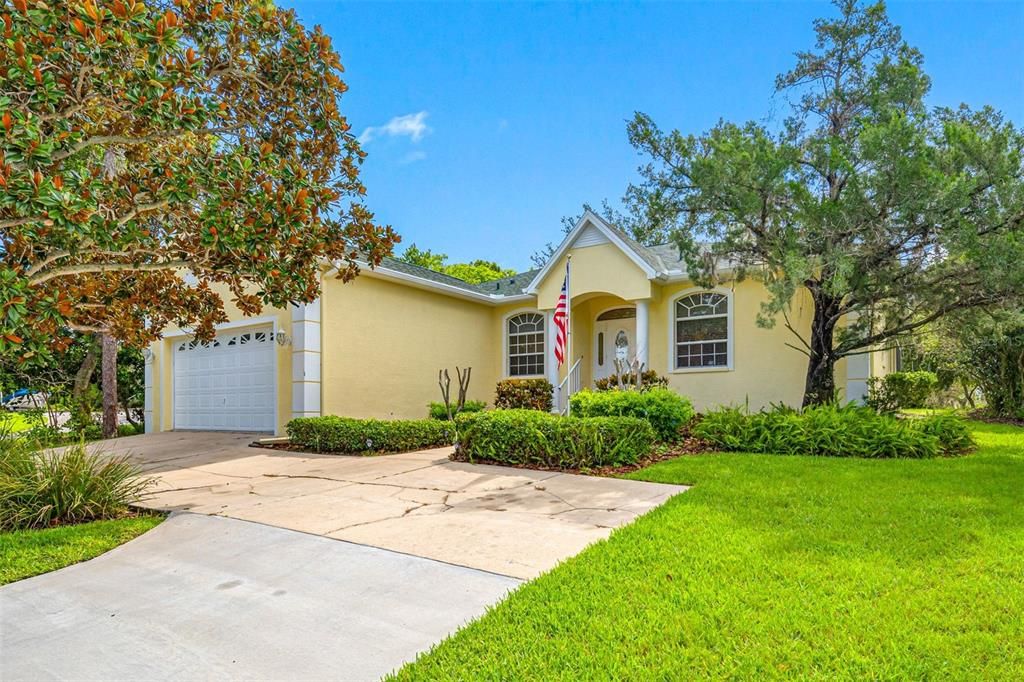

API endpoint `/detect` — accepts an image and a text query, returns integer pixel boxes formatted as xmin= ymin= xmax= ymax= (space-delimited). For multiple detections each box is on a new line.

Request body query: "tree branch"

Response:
xmin=28 ymin=260 xmax=191 ymax=286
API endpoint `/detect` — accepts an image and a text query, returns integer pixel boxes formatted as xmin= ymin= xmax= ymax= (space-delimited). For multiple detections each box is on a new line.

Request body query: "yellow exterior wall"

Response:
xmin=644 ymin=279 xmax=813 ymax=411
xmin=147 ymin=245 xmax=902 ymax=432
xmin=535 ymin=243 xmax=651 ymax=309
xmin=320 ymin=274 xmax=500 ymax=419
xmin=148 ymin=287 xmax=293 ymax=435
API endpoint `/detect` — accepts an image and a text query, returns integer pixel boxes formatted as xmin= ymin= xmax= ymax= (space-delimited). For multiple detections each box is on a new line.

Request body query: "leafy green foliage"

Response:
xmin=966 ymin=321 xmax=1024 ymax=419
xmin=866 ymin=371 xmax=939 ymax=412
xmin=0 ymin=515 xmax=162 ymax=585
xmin=694 ymin=403 xmax=972 ymax=458
xmin=0 ymin=439 xmax=155 ymax=530
xmin=592 ymin=370 xmax=669 ymax=392
xmin=391 ymin=421 xmax=1024 ymax=680
xmin=570 ymin=388 xmax=694 ymax=442
xmin=455 ymin=409 xmax=655 ymax=468
xmin=286 ymin=416 xmax=455 ymax=454
xmin=428 ymin=400 xmax=485 ymax=420
xmin=625 ymin=0 xmax=1024 ymax=406
xmin=494 ymin=379 xmax=553 ymax=411
xmin=399 ymin=244 xmax=515 ymax=284
xmin=1 ymin=0 xmax=397 ymax=363
xmin=915 ymin=413 xmax=975 ymax=454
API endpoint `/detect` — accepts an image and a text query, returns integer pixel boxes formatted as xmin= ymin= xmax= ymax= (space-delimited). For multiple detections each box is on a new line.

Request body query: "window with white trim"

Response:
xmin=507 ymin=312 xmax=545 ymax=376
xmin=674 ymin=292 xmax=729 ymax=369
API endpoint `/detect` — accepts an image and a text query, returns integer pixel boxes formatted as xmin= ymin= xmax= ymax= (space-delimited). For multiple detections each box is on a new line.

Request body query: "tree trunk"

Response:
xmin=802 ymin=291 xmax=841 ymax=408
xmin=101 ymin=333 xmax=118 ymax=438
xmin=72 ymin=337 xmax=100 ymax=401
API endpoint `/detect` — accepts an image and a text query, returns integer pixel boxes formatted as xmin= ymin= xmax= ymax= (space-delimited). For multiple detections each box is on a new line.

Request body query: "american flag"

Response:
xmin=553 ymin=269 xmax=569 ymax=366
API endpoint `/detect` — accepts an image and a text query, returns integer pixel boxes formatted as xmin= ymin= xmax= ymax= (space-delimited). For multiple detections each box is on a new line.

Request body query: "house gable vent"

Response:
xmin=574 ymin=223 xmax=610 ymax=248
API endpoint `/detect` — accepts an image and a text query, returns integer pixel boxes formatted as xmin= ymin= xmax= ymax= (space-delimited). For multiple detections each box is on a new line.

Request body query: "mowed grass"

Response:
xmin=0 ymin=412 xmax=38 ymax=434
xmin=0 ymin=515 xmax=163 ymax=585
xmin=392 ymin=422 xmax=1023 ymax=680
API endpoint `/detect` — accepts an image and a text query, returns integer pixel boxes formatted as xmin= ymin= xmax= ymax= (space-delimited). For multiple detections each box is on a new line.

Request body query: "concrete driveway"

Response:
xmin=112 ymin=431 xmax=687 ymax=579
xmin=2 ymin=432 xmax=686 ymax=680
xmin=1 ymin=513 xmax=519 ymax=680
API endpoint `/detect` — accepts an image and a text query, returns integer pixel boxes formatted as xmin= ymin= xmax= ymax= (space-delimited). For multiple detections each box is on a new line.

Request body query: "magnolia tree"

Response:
xmin=1 ymin=0 xmax=398 ymax=367
xmin=626 ymin=0 xmax=1024 ymax=406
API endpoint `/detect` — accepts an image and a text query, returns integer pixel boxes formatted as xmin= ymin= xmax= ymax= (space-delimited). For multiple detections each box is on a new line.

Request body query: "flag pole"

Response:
xmin=565 ymin=255 xmax=572 ymax=416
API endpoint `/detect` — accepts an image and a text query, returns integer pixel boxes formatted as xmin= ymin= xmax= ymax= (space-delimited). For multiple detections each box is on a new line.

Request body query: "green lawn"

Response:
xmin=0 ymin=411 xmax=39 ymax=434
xmin=392 ymin=421 xmax=1024 ymax=680
xmin=0 ymin=516 xmax=163 ymax=585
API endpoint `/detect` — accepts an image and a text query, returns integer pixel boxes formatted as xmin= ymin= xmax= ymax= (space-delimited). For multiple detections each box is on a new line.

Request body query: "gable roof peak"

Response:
xmin=523 ymin=208 xmax=662 ymax=294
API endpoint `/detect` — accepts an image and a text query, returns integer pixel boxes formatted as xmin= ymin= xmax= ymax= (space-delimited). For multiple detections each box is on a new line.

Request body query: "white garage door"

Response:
xmin=173 ymin=326 xmax=276 ymax=432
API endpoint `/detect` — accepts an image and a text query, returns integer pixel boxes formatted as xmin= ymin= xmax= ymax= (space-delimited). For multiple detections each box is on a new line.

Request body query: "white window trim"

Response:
xmin=667 ymin=287 xmax=734 ymax=374
xmin=503 ymin=308 xmax=547 ymax=379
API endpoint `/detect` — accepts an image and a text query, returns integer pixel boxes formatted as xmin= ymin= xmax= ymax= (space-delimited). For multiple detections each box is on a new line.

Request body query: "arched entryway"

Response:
xmin=593 ymin=306 xmax=636 ymax=381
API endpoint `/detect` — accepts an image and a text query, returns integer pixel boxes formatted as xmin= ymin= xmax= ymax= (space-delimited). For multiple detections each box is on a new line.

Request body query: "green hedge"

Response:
xmin=866 ymin=371 xmax=939 ymax=412
xmin=456 ymin=409 xmax=655 ymax=469
xmin=428 ymin=400 xmax=486 ymax=420
xmin=694 ymin=403 xmax=973 ymax=459
xmin=570 ymin=388 xmax=694 ymax=441
xmin=286 ymin=416 xmax=455 ymax=454
xmin=494 ymin=379 xmax=553 ymax=411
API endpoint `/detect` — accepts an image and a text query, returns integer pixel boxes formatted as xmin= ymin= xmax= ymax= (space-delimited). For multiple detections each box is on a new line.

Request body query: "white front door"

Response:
xmin=593 ymin=308 xmax=637 ymax=382
xmin=172 ymin=326 xmax=276 ymax=432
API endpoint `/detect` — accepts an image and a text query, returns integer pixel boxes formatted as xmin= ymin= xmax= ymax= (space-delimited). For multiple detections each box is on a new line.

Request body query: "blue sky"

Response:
xmin=284 ymin=1 xmax=1024 ymax=272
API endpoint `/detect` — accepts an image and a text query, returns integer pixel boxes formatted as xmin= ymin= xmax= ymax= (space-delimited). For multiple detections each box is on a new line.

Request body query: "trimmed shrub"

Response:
xmin=457 ymin=409 xmax=655 ymax=468
xmin=866 ymin=371 xmax=939 ymax=412
xmin=694 ymin=403 xmax=972 ymax=458
xmin=286 ymin=416 xmax=455 ymax=454
xmin=593 ymin=370 xmax=669 ymax=392
xmin=570 ymin=388 xmax=694 ymax=442
xmin=117 ymin=423 xmax=144 ymax=437
xmin=428 ymin=400 xmax=486 ymax=420
xmin=0 ymin=440 xmax=155 ymax=530
xmin=494 ymin=378 xmax=553 ymax=411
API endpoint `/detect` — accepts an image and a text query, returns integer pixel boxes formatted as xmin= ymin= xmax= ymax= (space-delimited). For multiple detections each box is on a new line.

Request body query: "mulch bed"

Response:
xmin=247 ymin=441 xmax=432 ymax=456
xmin=447 ymin=431 xmax=716 ymax=477
xmin=966 ymin=409 xmax=1024 ymax=427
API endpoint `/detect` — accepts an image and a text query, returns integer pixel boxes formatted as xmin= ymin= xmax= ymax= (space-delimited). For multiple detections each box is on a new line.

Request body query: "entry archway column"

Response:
xmin=634 ymin=298 xmax=650 ymax=370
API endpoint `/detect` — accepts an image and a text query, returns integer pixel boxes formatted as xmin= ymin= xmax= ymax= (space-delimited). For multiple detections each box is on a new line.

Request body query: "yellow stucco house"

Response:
xmin=144 ymin=210 xmax=892 ymax=434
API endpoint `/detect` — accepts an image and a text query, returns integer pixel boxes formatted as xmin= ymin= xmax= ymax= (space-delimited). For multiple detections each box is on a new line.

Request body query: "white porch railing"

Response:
xmin=555 ymin=357 xmax=582 ymax=415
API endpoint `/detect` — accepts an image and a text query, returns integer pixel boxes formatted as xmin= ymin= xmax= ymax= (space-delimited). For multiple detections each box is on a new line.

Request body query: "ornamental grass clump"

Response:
xmin=0 ymin=439 xmax=154 ymax=531
xmin=695 ymin=403 xmax=973 ymax=458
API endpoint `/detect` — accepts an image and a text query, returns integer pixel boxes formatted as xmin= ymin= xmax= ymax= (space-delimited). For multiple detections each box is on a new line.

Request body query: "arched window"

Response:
xmin=674 ymin=291 xmax=730 ymax=369
xmin=507 ymin=312 xmax=545 ymax=377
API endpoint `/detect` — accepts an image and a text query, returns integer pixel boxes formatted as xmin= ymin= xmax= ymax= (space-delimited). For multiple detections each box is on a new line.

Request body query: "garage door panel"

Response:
xmin=173 ymin=325 xmax=275 ymax=432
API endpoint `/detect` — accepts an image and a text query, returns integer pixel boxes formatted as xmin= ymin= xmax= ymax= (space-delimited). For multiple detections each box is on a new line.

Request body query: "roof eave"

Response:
xmin=328 ymin=260 xmax=535 ymax=306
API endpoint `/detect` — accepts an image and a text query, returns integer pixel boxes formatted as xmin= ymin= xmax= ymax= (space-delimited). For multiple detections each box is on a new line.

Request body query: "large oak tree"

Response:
xmin=626 ymin=0 xmax=1024 ymax=405
xmin=1 ymin=0 xmax=398 ymax=366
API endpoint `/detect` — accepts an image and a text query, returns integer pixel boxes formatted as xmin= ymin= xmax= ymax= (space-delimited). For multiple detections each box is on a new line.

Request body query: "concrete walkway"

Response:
xmin=0 ymin=513 xmax=520 ymax=681
xmin=107 ymin=431 xmax=687 ymax=579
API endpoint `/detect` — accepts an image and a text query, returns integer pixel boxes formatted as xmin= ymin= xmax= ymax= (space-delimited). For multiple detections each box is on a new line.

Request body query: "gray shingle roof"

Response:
xmin=373 ymin=229 xmax=690 ymax=302
xmin=474 ymin=269 xmax=540 ymax=296
xmin=376 ymin=257 xmax=539 ymax=298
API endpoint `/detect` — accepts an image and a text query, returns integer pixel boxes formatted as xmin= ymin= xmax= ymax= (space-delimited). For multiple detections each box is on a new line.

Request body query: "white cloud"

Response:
xmin=359 ymin=111 xmax=431 ymax=145
xmin=399 ymin=150 xmax=427 ymax=165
